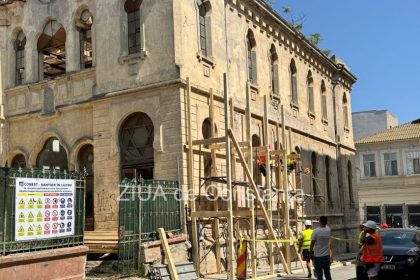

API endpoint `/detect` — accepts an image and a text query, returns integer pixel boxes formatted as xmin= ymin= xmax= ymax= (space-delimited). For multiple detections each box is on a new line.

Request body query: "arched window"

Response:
xmin=202 ymin=118 xmax=214 ymax=177
xmin=247 ymin=30 xmax=257 ymax=84
xmin=202 ymin=118 xmax=212 ymax=140
xmin=124 ymin=0 xmax=142 ymax=55
xmin=311 ymin=152 xmax=318 ymax=197
xmin=15 ymin=31 xmax=26 ymax=86
xmin=343 ymin=93 xmax=349 ymax=128
xmin=11 ymin=154 xmax=26 ymax=168
xmin=78 ymin=144 xmax=94 ymax=176
xmin=37 ymin=20 xmax=66 ymax=80
xmin=36 ymin=137 xmax=68 ymax=170
xmin=197 ymin=0 xmax=211 ymax=57
xmin=307 ymin=71 xmax=314 ymax=114
xmin=252 ymin=134 xmax=261 ymax=148
xmin=270 ymin=44 xmax=279 ymax=95
xmin=290 ymin=59 xmax=298 ymax=105
xmin=252 ymin=134 xmax=261 ymax=184
xmin=325 ymin=156 xmax=331 ymax=202
xmin=120 ymin=112 xmax=154 ymax=180
xmin=348 ymin=160 xmax=354 ymax=204
xmin=321 ymin=80 xmax=328 ymax=120
xmin=76 ymin=9 xmax=93 ymax=69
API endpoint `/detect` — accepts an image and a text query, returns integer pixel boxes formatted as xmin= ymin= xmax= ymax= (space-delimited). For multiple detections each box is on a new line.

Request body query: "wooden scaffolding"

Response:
xmin=185 ymin=75 xmax=307 ymax=279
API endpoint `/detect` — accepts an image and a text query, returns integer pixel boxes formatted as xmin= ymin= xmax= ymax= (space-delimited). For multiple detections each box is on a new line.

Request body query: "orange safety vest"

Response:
xmin=258 ymin=156 xmax=266 ymax=166
xmin=361 ymin=232 xmax=384 ymax=263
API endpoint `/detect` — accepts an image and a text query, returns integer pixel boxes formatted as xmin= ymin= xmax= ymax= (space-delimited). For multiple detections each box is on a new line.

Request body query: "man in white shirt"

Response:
xmin=310 ymin=216 xmax=332 ymax=280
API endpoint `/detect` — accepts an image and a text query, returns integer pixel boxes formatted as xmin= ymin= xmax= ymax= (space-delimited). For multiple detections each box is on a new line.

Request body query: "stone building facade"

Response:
xmin=0 ymin=0 xmax=359 ymax=255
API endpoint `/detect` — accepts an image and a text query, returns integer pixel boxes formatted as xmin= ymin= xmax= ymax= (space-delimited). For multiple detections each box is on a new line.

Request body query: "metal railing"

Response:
xmin=0 ymin=167 xmax=85 ymax=255
xmin=118 ymin=179 xmax=182 ymax=275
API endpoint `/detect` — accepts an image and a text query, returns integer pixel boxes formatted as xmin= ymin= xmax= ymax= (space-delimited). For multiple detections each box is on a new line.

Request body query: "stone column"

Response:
xmin=403 ymin=203 xmax=408 ymax=228
xmin=65 ymin=27 xmax=80 ymax=72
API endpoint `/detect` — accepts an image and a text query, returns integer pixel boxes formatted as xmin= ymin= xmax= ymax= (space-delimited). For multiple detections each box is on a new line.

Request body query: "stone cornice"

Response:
xmin=228 ymin=0 xmax=357 ymax=90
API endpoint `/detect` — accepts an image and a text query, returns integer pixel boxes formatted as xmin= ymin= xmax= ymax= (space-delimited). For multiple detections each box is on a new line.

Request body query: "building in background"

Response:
xmin=352 ymin=110 xmax=398 ymax=141
xmin=356 ymin=119 xmax=420 ymax=227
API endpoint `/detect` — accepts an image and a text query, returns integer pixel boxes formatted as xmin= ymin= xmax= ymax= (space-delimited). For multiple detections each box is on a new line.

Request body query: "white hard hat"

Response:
xmin=304 ymin=220 xmax=312 ymax=226
xmin=363 ymin=220 xmax=377 ymax=230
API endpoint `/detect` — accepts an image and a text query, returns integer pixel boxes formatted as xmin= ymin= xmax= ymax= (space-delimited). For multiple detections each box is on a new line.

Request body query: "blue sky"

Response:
xmin=271 ymin=0 xmax=420 ymax=124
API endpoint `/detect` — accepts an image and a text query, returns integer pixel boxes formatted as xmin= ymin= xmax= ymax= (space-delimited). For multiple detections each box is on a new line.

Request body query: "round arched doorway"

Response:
xmin=119 ymin=112 xmax=154 ymax=180
xmin=77 ymin=144 xmax=94 ymax=230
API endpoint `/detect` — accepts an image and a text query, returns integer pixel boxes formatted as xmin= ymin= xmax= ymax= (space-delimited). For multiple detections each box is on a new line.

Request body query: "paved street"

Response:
xmin=281 ymin=264 xmax=356 ymax=280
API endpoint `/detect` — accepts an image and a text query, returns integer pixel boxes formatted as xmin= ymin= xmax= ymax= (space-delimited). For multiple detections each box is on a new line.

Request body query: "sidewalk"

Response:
xmin=200 ymin=252 xmax=357 ymax=279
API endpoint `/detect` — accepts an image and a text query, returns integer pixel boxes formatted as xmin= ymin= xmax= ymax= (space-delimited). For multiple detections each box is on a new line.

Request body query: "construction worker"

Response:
xmin=358 ymin=224 xmax=365 ymax=247
xmin=360 ymin=220 xmax=384 ymax=280
xmin=287 ymin=151 xmax=298 ymax=172
xmin=298 ymin=220 xmax=314 ymax=278
xmin=258 ymin=155 xmax=267 ymax=177
xmin=310 ymin=216 xmax=332 ymax=280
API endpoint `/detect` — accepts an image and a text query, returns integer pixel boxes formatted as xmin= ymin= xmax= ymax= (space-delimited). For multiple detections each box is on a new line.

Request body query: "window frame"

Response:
xmin=124 ymin=0 xmax=142 ymax=55
xmin=77 ymin=9 xmax=93 ymax=70
xmin=321 ymin=80 xmax=328 ymax=123
xmin=290 ymin=59 xmax=298 ymax=108
xmin=360 ymin=152 xmax=377 ymax=178
xmin=403 ymin=148 xmax=420 ymax=176
xmin=15 ymin=31 xmax=26 ymax=86
xmin=307 ymin=71 xmax=315 ymax=117
xmin=198 ymin=2 xmax=208 ymax=57
xmin=269 ymin=44 xmax=279 ymax=96
xmin=246 ymin=30 xmax=257 ymax=85
xmin=343 ymin=92 xmax=350 ymax=131
xmin=381 ymin=150 xmax=399 ymax=176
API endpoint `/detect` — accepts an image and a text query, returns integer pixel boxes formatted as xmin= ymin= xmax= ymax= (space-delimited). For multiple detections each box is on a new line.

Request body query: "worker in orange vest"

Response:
xmin=360 ymin=220 xmax=384 ymax=280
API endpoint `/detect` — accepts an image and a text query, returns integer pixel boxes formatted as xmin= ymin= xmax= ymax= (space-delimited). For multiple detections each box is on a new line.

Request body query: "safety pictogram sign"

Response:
xmin=15 ymin=178 xmax=75 ymax=241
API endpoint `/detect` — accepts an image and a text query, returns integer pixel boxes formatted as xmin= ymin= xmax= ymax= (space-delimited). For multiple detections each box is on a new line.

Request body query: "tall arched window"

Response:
xmin=290 ymin=59 xmax=298 ymax=105
xmin=37 ymin=137 xmax=68 ymax=170
xmin=197 ymin=0 xmax=211 ymax=57
xmin=325 ymin=156 xmax=331 ymax=202
xmin=307 ymin=71 xmax=314 ymax=114
xmin=311 ymin=152 xmax=318 ymax=197
xmin=202 ymin=118 xmax=214 ymax=177
xmin=321 ymin=80 xmax=328 ymax=120
xmin=270 ymin=44 xmax=279 ymax=95
xmin=343 ymin=93 xmax=349 ymax=128
xmin=348 ymin=160 xmax=354 ymax=204
xmin=37 ymin=20 xmax=66 ymax=79
xmin=120 ymin=112 xmax=154 ymax=180
xmin=246 ymin=30 xmax=257 ymax=84
xmin=252 ymin=134 xmax=261 ymax=184
xmin=11 ymin=154 xmax=26 ymax=168
xmin=76 ymin=9 xmax=93 ymax=69
xmin=125 ymin=0 xmax=142 ymax=55
xmin=15 ymin=31 xmax=26 ymax=86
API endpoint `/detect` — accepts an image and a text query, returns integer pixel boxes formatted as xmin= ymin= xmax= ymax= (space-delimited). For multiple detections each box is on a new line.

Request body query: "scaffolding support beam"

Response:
xmin=224 ymin=74 xmax=235 ymax=280
xmin=186 ymin=78 xmax=200 ymax=274
xmin=228 ymin=129 xmax=290 ymax=275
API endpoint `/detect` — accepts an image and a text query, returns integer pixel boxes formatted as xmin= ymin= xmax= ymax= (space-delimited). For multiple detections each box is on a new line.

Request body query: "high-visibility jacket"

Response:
xmin=358 ymin=231 xmax=364 ymax=246
xmin=301 ymin=229 xmax=313 ymax=250
xmin=361 ymin=232 xmax=384 ymax=263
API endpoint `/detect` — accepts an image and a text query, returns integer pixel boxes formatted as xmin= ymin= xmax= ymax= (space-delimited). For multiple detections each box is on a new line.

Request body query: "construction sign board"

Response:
xmin=15 ymin=178 xmax=75 ymax=241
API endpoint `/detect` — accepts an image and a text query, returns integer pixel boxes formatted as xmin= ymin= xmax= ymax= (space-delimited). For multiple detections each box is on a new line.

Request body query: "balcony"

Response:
xmin=5 ymin=69 xmax=96 ymax=117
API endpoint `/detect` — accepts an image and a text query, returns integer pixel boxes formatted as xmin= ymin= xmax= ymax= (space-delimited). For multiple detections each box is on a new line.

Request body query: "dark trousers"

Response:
xmin=314 ymin=255 xmax=332 ymax=280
